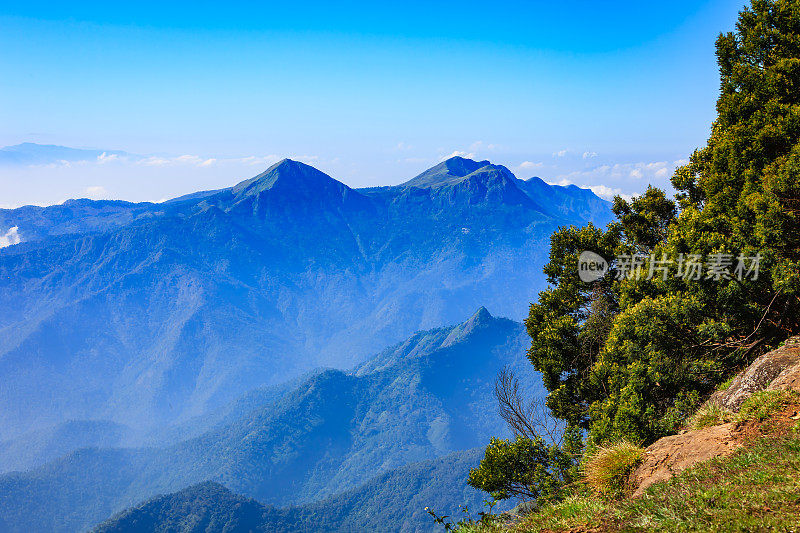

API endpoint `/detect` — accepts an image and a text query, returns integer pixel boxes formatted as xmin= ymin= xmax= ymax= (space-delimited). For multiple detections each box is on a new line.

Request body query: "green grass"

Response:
xmin=736 ymin=389 xmax=799 ymax=424
xmin=462 ymin=434 xmax=800 ymax=532
xmin=687 ymin=401 xmax=733 ymax=430
xmin=582 ymin=441 xmax=645 ymax=498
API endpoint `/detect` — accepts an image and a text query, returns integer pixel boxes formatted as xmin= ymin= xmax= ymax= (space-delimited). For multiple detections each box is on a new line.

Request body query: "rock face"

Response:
xmin=711 ymin=337 xmax=800 ymax=410
xmin=767 ymin=338 xmax=800 ymax=394
xmin=629 ymin=423 xmax=739 ymax=497
xmin=629 ymin=336 xmax=800 ymax=497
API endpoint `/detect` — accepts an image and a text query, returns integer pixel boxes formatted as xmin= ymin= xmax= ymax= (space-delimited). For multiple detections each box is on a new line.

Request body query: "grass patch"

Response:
xmin=736 ymin=389 xmax=799 ymax=424
xmin=716 ymin=374 xmax=736 ymax=392
xmin=617 ymin=435 xmax=800 ymax=531
xmin=477 ymin=434 xmax=800 ymax=532
xmin=686 ymin=401 xmax=733 ymax=430
xmin=509 ymin=493 xmax=611 ymax=532
xmin=583 ymin=441 xmax=644 ymax=499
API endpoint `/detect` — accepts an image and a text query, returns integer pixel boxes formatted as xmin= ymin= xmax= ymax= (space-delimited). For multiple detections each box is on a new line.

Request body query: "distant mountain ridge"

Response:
xmin=0 ymin=308 xmax=538 ymax=532
xmin=95 ymin=449 xmax=490 ymax=533
xmin=0 ymin=156 xmax=611 ymax=440
xmin=0 ymin=142 xmax=132 ymax=166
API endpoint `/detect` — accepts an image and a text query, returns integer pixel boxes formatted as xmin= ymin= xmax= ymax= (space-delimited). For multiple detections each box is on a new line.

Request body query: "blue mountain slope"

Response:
xmin=0 ymin=157 xmax=609 ymax=440
xmin=0 ymin=309 xmax=539 ymax=533
xmin=95 ymin=449 xmax=490 ymax=533
xmin=0 ymin=420 xmax=132 ymax=473
xmin=515 ymin=175 xmax=612 ymax=222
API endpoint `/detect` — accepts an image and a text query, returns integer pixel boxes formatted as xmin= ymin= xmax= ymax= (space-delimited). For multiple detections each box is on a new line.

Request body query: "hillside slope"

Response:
xmin=0 ymin=308 xmax=540 ymax=532
xmin=0 ymin=157 xmax=611 ymax=439
xmin=95 ymin=449 xmax=491 ymax=533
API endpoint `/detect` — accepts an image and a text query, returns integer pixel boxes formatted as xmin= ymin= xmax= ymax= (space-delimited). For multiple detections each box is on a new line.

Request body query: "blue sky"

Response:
xmin=0 ymin=0 xmax=747 ymax=207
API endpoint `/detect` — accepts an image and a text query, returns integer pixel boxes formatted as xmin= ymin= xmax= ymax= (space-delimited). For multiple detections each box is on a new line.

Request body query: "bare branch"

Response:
xmin=494 ymin=367 xmax=565 ymax=446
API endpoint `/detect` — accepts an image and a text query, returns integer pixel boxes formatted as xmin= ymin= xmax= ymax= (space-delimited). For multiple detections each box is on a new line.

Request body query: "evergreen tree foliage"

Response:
xmin=526 ymin=0 xmax=800 ymax=446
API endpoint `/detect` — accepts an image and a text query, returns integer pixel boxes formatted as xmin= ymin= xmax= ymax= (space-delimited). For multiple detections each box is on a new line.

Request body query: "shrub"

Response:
xmin=583 ymin=441 xmax=644 ymax=499
xmin=687 ymin=402 xmax=733 ymax=430
xmin=468 ymin=433 xmax=579 ymax=506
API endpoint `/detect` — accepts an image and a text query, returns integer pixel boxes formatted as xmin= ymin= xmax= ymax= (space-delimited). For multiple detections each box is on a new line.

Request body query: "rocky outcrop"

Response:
xmin=629 ymin=336 xmax=800 ymax=498
xmin=710 ymin=337 xmax=800 ymax=411
xmin=767 ymin=342 xmax=800 ymax=394
xmin=629 ymin=423 xmax=739 ymax=497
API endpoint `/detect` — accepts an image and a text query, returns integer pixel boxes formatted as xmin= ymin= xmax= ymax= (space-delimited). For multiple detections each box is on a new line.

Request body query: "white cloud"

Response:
xmin=553 ymin=150 xmax=568 ymax=158
xmin=84 ymin=186 xmax=108 ymax=199
xmin=518 ymin=161 xmax=543 ymax=170
xmin=589 ymin=185 xmax=632 ymax=202
xmin=238 ymin=155 xmax=281 ymax=166
xmin=582 ymin=151 xmax=598 ymax=159
xmin=0 ymin=226 xmax=21 ymax=248
xmin=97 ymin=152 xmax=120 ymax=163
xmin=394 ymin=142 xmax=413 ymax=151
xmin=138 ymin=154 xmax=217 ymax=167
xmin=547 ymin=179 xmax=573 ymax=187
xmin=557 ymin=160 xmax=674 ymax=185
xmin=468 ymin=140 xmax=499 ymax=152
xmin=440 ymin=150 xmax=475 ymax=161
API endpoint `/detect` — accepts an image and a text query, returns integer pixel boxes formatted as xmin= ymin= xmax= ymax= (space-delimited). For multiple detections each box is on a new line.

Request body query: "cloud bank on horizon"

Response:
xmin=0 ymin=142 xmax=684 ymax=208
xmin=0 ymin=0 xmax=746 ymax=208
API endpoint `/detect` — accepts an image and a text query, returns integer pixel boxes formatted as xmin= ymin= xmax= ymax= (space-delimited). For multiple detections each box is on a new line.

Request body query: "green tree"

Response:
xmin=527 ymin=0 xmax=800 ymax=445
xmin=468 ymin=429 xmax=581 ymax=506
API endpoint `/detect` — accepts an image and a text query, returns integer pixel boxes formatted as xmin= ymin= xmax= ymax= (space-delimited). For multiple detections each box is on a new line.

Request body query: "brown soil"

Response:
xmin=628 ymin=423 xmax=740 ymax=498
xmin=733 ymin=401 xmax=800 ymax=442
xmin=629 ymin=400 xmax=800 ymax=498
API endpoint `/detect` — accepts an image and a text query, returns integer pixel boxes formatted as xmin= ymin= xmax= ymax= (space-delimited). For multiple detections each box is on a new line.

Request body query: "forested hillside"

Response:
xmin=461 ymin=1 xmax=800 ymax=530
xmin=0 ymin=309 xmax=538 ymax=532
xmin=0 ymin=157 xmax=610 ymax=441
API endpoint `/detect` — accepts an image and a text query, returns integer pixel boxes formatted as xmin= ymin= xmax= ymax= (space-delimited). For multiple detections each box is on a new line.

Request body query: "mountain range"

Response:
xmin=0 ymin=308 xmax=537 ymax=532
xmin=0 ymin=155 xmax=612 ymax=532
xmin=0 ymin=156 xmax=611 ymax=439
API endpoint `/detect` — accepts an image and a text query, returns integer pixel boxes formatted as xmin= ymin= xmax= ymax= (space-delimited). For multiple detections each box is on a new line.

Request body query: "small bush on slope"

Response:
xmin=582 ymin=442 xmax=644 ymax=499
xmin=467 ymin=435 xmax=577 ymax=505
xmin=687 ymin=401 xmax=733 ymax=430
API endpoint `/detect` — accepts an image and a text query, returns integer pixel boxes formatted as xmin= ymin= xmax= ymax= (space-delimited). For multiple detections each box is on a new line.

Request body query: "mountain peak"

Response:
xmin=441 ymin=306 xmax=498 ymax=347
xmin=398 ymin=157 xmax=540 ymax=209
xmin=231 ymin=159 xmax=348 ymax=199
xmin=402 ymin=156 xmax=494 ymax=189
xmin=462 ymin=306 xmax=495 ymax=333
xmin=471 ymin=306 xmax=493 ymax=323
